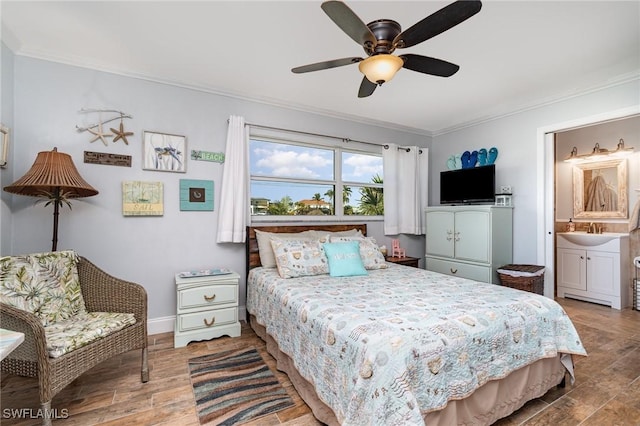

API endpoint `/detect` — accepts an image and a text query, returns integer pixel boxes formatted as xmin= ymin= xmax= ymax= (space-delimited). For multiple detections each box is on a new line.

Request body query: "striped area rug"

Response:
xmin=188 ymin=347 xmax=295 ymax=425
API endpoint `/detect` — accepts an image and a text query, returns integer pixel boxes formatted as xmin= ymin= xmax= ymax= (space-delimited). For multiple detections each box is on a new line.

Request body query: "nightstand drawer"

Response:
xmin=178 ymin=285 xmax=238 ymax=310
xmin=177 ymin=307 xmax=238 ymax=332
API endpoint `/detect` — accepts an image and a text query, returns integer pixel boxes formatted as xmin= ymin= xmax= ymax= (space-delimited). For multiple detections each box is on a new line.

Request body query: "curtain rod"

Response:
xmin=233 ymin=120 xmax=422 ymax=153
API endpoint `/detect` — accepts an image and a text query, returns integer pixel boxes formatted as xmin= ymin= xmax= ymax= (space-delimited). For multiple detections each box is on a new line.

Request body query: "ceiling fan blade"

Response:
xmin=292 ymin=57 xmax=363 ymax=74
xmin=358 ymin=77 xmax=377 ymax=98
xmin=401 ymin=54 xmax=460 ymax=77
xmin=394 ymin=0 xmax=482 ymax=49
xmin=321 ymin=1 xmax=377 ymax=47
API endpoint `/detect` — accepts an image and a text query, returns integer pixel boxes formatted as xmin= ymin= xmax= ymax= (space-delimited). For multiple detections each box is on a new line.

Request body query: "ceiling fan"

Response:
xmin=292 ymin=0 xmax=482 ymax=98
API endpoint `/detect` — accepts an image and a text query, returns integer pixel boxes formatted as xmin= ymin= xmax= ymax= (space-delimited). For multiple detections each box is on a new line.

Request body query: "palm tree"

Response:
xmin=324 ymin=189 xmax=335 ymax=214
xmin=310 ymin=192 xmax=324 ymax=213
xmin=267 ymin=196 xmax=293 ymax=215
xmin=343 ymin=185 xmax=352 ymax=204
xmin=325 ymin=186 xmax=352 ymax=214
xmin=342 ymin=185 xmax=352 ymax=214
xmin=358 ymin=174 xmax=383 ymax=215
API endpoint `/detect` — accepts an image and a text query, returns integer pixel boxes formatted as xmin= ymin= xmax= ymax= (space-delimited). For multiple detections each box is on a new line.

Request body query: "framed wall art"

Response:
xmin=142 ymin=130 xmax=186 ymax=173
xmin=122 ymin=181 xmax=164 ymax=216
xmin=180 ymin=179 xmax=214 ymax=211
xmin=0 ymin=124 xmax=9 ymax=168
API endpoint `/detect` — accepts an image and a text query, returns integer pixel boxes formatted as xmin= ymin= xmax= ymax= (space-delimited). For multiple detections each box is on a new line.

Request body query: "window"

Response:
xmin=249 ymin=133 xmax=383 ymax=219
xmin=341 ymin=152 xmax=384 ymax=216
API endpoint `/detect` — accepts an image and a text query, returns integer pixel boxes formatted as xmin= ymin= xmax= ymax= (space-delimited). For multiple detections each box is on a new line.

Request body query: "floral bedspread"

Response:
xmin=247 ymin=265 xmax=586 ymax=426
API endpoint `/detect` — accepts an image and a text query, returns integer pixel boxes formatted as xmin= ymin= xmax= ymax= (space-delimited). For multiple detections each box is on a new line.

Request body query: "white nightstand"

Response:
xmin=174 ymin=271 xmax=241 ymax=348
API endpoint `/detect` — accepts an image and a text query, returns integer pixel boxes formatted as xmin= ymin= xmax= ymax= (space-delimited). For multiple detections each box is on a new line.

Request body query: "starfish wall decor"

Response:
xmin=76 ymin=109 xmax=133 ymax=146
xmin=87 ymin=121 xmax=113 ymax=146
xmin=111 ymin=119 xmax=134 ymax=145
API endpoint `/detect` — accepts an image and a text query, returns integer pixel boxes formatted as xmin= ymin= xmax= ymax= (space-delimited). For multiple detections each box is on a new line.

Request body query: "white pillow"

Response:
xmin=308 ymin=229 xmax=363 ymax=240
xmin=329 ymin=235 xmax=388 ymax=270
xmin=254 ymin=230 xmax=316 ymax=268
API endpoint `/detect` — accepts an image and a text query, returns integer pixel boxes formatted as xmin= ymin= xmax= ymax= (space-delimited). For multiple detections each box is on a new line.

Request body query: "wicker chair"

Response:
xmin=1 ymin=256 xmax=149 ymax=426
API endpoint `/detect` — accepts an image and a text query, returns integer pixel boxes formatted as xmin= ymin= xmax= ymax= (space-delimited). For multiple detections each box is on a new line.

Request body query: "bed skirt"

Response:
xmin=250 ymin=315 xmax=569 ymax=426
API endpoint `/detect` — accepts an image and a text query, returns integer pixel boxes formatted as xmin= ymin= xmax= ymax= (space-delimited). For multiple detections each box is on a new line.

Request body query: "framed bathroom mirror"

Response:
xmin=573 ymin=158 xmax=628 ymax=219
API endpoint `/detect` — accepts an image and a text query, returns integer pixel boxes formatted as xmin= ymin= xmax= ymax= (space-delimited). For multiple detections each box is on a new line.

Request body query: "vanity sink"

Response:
xmin=557 ymin=231 xmax=629 ymax=246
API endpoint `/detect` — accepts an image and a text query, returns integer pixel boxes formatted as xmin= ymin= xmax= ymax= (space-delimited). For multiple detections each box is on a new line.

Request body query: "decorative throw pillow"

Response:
xmin=270 ymin=237 xmax=329 ymax=278
xmin=329 ymin=236 xmax=388 ymax=270
xmin=255 ymin=230 xmax=317 ymax=268
xmin=323 ymin=242 xmax=368 ymax=277
xmin=307 ymin=229 xmax=363 ymax=240
xmin=0 ymin=250 xmax=87 ymax=326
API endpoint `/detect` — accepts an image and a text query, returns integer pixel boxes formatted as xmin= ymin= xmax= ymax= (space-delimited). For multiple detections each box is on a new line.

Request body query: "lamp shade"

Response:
xmin=4 ymin=148 xmax=98 ymax=198
xmin=358 ymin=54 xmax=404 ymax=85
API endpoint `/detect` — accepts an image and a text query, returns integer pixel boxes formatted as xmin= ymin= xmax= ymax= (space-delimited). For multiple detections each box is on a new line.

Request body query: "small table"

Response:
xmin=385 ymin=256 xmax=420 ymax=268
xmin=174 ymin=270 xmax=241 ymax=348
xmin=0 ymin=328 xmax=25 ymax=361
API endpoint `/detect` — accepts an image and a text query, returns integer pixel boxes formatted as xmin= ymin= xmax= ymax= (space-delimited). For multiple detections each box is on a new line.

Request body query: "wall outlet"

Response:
xmin=500 ymin=185 xmax=512 ymax=194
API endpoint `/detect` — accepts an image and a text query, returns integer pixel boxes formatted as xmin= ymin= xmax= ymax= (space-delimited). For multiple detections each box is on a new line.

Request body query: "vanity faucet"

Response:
xmin=587 ymin=222 xmax=603 ymax=234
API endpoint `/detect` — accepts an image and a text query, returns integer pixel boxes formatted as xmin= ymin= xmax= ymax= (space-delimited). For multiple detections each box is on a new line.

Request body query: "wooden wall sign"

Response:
xmin=180 ymin=179 xmax=214 ymax=211
xmin=122 ymin=181 xmax=163 ymax=216
xmin=84 ymin=151 xmax=132 ymax=167
xmin=191 ymin=150 xmax=225 ymax=163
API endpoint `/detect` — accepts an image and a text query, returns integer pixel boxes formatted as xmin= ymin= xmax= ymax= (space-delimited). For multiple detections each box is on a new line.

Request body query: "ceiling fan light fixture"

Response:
xmin=358 ymin=54 xmax=403 ymax=85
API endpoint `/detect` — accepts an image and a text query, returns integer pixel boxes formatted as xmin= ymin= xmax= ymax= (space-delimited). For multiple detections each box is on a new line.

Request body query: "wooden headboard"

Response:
xmin=246 ymin=224 xmax=368 ymax=270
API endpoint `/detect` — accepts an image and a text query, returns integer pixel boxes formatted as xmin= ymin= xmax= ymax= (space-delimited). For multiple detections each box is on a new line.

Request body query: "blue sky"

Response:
xmin=249 ymin=139 xmax=382 ymax=205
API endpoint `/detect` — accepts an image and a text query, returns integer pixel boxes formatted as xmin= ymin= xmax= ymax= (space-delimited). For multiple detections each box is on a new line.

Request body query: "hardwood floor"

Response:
xmin=2 ymin=298 xmax=639 ymax=425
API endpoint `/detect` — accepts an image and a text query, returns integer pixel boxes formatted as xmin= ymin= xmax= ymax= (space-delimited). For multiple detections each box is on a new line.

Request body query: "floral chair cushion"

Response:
xmin=44 ymin=311 xmax=136 ymax=358
xmin=0 ymin=250 xmax=87 ymax=326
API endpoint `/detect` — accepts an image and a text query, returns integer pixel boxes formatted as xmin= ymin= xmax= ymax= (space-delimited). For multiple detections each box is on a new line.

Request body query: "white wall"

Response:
xmin=1 ymin=43 xmax=15 ymax=255
xmin=431 ymin=79 xmax=639 ymax=264
xmin=5 ymin=55 xmax=430 ymax=332
xmin=6 ymin=53 xmax=639 ymax=332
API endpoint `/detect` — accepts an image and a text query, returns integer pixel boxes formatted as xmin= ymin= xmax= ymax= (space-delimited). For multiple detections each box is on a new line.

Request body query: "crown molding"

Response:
xmin=8 ymin=47 xmax=637 ymax=140
xmin=432 ymin=71 xmax=640 ymax=136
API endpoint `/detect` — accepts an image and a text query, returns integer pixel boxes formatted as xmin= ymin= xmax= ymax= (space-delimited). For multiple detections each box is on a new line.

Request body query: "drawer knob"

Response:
xmin=203 ymin=317 xmax=216 ymax=327
xmin=450 ymin=268 xmax=458 ymax=274
xmin=204 ymin=294 xmax=216 ymax=302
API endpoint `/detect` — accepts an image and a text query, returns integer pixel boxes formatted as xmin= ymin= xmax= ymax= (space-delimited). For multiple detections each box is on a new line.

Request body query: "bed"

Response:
xmin=245 ymin=224 xmax=586 ymax=425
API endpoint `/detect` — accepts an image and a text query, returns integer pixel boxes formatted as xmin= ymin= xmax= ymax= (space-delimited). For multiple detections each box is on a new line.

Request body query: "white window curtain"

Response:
xmin=382 ymin=144 xmax=429 ymax=235
xmin=216 ymin=115 xmax=248 ymax=243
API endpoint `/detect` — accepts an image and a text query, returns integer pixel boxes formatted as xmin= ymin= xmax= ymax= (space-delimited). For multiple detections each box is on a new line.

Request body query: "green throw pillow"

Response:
xmin=323 ymin=241 xmax=368 ymax=277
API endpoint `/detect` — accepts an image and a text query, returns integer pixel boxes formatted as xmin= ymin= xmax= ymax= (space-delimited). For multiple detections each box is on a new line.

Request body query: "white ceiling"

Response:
xmin=2 ymin=1 xmax=639 ymax=135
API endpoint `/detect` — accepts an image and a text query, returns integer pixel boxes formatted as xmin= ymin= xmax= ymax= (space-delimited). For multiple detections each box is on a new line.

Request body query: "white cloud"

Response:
xmin=254 ymin=147 xmax=332 ymax=178
xmin=343 ymin=154 xmax=382 ymax=180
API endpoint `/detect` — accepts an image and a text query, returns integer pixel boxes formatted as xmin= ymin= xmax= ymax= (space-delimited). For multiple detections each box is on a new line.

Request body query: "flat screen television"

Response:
xmin=440 ymin=164 xmax=496 ymax=205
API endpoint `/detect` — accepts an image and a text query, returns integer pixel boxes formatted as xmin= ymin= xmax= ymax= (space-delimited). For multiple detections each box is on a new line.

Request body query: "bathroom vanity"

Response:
xmin=556 ymin=232 xmax=631 ymax=309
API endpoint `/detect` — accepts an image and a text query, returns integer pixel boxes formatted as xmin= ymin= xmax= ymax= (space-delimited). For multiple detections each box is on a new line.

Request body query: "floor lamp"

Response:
xmin=3 ymin=147 xmax=98 ymax=251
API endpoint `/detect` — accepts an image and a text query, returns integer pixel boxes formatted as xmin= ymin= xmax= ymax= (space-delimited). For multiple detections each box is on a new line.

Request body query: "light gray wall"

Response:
xmin=6 ymin=53 xmax=638 ymax=331
xmin=1 ymin=42 xmax=15 ymax=256
xmin=430 ymin=79 xmax=639 ymax=264
xmin=5 ymin=56 xmax=430 ymax=331
xmin=555 ymin=116 xmax=640 ymax=223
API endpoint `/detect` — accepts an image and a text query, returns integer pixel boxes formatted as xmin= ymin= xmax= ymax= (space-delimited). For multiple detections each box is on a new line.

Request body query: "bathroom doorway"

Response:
xmin=538 ymin=106 xmax=640 ymax=299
